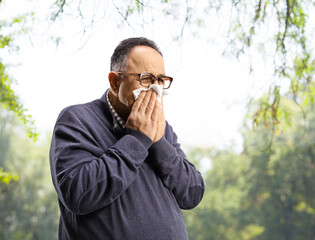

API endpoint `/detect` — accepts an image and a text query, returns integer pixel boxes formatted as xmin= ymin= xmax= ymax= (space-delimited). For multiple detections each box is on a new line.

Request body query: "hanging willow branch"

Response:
xmin=51 ymin=0 xmax=66 ymax=21
xmin=48 ymin=0 xmax=315 ymax=154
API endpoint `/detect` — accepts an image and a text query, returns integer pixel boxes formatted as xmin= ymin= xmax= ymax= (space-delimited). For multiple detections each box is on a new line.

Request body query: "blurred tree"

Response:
xmin=183 ymin=149 xmax=262 ymax=240
xmin=0 ymin=107 xmax=59 ymax=240
xmin=0 ymin=110 xmax=19 ymax=184
xmin=183 ymin=98 xmax=315 ymax=239
xmin=0 ymin=11 xmax=38 ymax=141
xmin=241 ymin=99 xmax=315 ymax=239
xmin=0 ymin=2 xmax=38 ymax=183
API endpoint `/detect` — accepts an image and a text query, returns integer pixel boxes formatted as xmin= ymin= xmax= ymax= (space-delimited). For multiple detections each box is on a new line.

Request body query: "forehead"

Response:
xmin=126 ymin=46 xmax=165 ymax=74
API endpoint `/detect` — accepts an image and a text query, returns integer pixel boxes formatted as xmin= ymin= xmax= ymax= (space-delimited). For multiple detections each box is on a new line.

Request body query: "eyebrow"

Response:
xmin=147 ymin=73 xmax=167 ymax=77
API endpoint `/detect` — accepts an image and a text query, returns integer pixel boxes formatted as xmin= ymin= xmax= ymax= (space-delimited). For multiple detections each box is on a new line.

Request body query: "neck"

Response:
xmin=108 ymin=90 xmax=130 ymax=122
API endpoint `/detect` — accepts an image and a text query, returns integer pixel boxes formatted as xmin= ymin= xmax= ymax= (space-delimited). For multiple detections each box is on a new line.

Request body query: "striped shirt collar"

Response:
xmin=106 ymin=90 xmax=126 ymax=129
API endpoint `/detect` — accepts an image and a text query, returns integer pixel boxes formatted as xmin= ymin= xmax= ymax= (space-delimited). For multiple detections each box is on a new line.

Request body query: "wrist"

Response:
xmin=126 ymin=128 xmax=153 ymax=149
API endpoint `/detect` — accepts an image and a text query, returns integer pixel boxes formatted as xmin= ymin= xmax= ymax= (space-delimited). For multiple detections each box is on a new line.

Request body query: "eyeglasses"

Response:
xmin=117 ymin=72 xmax=173 ymax=89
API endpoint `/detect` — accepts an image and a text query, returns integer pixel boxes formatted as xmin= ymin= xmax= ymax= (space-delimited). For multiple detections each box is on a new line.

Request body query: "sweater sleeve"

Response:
xmin=148 ymin=124 xmax=205 ymax=210
xmin=49 ymin=110 xmax=152 ymax=216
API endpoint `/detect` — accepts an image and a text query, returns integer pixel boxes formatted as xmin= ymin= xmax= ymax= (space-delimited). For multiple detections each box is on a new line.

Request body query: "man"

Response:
xmin=49 ymin=37 xmax=204 ymax=240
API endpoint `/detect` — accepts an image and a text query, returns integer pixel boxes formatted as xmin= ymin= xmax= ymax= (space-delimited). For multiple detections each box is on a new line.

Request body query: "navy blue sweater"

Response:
xmin=49 ymin=93 xmax=204 ymax=240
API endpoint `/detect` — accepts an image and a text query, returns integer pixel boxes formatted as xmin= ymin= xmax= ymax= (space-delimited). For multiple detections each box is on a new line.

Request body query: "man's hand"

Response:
xmin=153 ymin=97 xmax=166 ymax=142
xmin=126 ymin=89 xmax=165 ymax=142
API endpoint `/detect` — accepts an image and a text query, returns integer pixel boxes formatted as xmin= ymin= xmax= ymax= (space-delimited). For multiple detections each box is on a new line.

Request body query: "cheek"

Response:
xmin=118 ymin=90 xmax=133 ymax=107
xmin=118 ymin=82 xmax=137 ymax=107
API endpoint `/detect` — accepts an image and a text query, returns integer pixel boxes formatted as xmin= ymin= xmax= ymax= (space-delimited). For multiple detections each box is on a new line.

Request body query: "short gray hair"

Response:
xmin=110 ymin=37 xmax=163 ymax=72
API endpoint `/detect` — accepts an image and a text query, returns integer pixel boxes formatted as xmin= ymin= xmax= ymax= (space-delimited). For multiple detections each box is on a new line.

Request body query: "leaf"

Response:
xmin=0 ymin=168 xmax=19 ymax=185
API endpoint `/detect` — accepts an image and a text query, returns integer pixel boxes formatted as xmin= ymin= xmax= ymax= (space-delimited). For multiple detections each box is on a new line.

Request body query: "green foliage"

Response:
xmin=252 ymin=86 xmax=281 ymax=129
xmin=184 ymin=100 xmax=315 ymax=239
xmin=303 ymin=85 xmax=315 ymax=105
xmin=0 ymin=35 xmax=11 ymax=48
xmin=0 ymin=108 xmax=59 ymax=239
xmin=221 ymin=0 xmax=314 ymax=132
xmin=241 ymin=104 xmax=315 ymax=239
xmin=0 ymin=168 xmax=18 ymax=184
xmin=0 ymin=62 xmax=38 ymax=141
xmin=0 ymin=13 xmax=38 ymax=142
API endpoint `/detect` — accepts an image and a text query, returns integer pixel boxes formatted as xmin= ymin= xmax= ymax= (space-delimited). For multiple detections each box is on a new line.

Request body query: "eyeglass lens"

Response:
xmin=140 ymin=74 xmax=171 ymax=89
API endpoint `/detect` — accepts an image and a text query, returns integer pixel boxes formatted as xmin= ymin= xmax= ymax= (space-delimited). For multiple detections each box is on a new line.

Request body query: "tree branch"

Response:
xmin=180 ymin=0 xmax=190 ymax=38
xmin=254 ymin=0 xmax=262 ymax=22
xmin=51 ymin=0 xmax=66 ymax=21
xmin=111 ymin=0 xmax=135 ymax=30
xmin=281 ymin=0 xmax=290 ymax=54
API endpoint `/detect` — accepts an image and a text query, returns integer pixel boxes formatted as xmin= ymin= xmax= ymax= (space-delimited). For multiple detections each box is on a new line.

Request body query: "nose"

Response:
xmin=148 ymin=76 xmax=159 ymax=86
xmin=151 ymin=78 xmax=159 ymax=84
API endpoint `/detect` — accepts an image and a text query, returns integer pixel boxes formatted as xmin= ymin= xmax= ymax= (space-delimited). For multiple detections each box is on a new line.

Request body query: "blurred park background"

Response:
xmin=1 ymin=0 xmax=315 ymax=239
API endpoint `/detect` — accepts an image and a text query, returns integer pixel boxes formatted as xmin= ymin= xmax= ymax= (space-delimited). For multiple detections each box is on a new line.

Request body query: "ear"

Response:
xmin=108 ymin=72 xmax=120 ymax=94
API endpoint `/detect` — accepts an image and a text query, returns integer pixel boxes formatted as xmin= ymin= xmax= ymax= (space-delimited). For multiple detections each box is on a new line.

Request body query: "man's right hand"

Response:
xmin=126 ymin=89 xmax=162 ymax=142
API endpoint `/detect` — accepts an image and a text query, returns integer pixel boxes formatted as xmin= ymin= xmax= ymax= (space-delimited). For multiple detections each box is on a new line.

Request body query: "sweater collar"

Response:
xmin=101 ymin=89 xmax=125 ymax=133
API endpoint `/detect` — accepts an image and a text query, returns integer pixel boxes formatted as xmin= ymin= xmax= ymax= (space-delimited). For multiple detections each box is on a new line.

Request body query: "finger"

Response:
xmin=131 ymin=90 xmax=146 ymax=112
xmin=151 ymin=100 xmax=161 ymax=123
xmin=145 ymin=90 xmax=157 ymax=115
xmin=138 ymin=89 xmax=153 ymax=113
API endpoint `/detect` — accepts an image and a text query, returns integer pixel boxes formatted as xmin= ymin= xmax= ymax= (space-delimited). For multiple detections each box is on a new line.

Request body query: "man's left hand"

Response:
xmin=153 ymin=98 xmax=166 ymax=143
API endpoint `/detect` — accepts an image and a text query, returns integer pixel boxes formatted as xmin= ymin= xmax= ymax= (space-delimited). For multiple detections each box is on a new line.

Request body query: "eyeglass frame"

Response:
xmin=117 ymin=72 xmax=173 ymax=89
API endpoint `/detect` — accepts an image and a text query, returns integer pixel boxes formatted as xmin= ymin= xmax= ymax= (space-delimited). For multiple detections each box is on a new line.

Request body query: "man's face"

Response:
xmin=117 ymin=46 xmax=165 ymax=113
